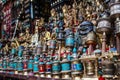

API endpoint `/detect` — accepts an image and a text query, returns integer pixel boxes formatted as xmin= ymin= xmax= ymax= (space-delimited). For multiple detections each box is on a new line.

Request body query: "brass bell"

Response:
xmin=86 ymin=31 xmax=96 ymax=45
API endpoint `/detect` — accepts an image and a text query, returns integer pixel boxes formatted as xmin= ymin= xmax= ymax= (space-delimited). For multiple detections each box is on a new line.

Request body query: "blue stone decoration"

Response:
xmin=0 ymin=61 xmax=2 ymax=68
xmin=33 ymin=62 xmax=39 ymax=72
xmin=28 ymin=57 xmax=33 ymax=69
xmin=65 ymin=35 xmax=74 ymax=47
xmin=72 ymin=63 xmax=83 ymax=71
xmin=18 ymin=50 xmax=23 ymax=57
xmin=61 ymin=62 xmax=70 ymax=71
xmin=17 ymin=61 xmax=23 ymax=71
xmin=79 ymin=21 xmax=93 ymax=35
xmin=2 ymin=60 xmax=7 ymax=69
xmin=82 ymin=47 xmax=87 ymax=53
xmin=58 ymin=20 xmax=64 ymax=30
xmin=11 ymin=48 xmax=16 ymax=55
xmin=18 ymin=46 xmax=24 ymax=50
xmin=67 ymin=54 xmax=71 ymax=61
xmin=0 ymin=43 xmax=2 ymax=49
xmin=52 ymin=63 xmax=60 ymax=72
xmin=14 ymin=61 xmax=17 ymax=70
xmin=9 ymin=60 xmax=14 ymax=69
xmin=46 ymin=61 xmax=52 ymax=72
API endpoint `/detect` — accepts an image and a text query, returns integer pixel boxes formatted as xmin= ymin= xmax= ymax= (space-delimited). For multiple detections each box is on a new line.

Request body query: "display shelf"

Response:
xmin=0 ymin=72 xmax=71 ymax=80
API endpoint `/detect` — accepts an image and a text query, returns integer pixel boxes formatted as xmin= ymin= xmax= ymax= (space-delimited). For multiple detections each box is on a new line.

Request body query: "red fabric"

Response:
xmin=99 ymin=76 xmax=105 ymax=80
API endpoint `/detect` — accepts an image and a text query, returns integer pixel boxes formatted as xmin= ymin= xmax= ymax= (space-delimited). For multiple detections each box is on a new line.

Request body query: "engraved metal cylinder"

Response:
xmin=65 ymin=34 xmax=74 ymax=47
xmin=39 ymin=61 xmax=45 ymax=73
xmin=86 ymin=61 xmax=95 ymax=76
xmin=102 ymin=61 xmax=115 ymax=78
xmin=52 ymin=61 xmax=60 ymax=73
xmin=71 ymin=59 xmax=83 ymax=72
xmin=97 ymin=18 xmax=111 ymax=33
xmin=110 ymin=1 xmax=120 ymax=18
xmin=61 ymin=61 xmax=71 ymax=72
xmin=116 ymin=60 xmax=120 ymax=76
xmin=46 ymin=61 xmax=52 ymax=73
xmin=42 ymin=42 xmax=48 ymax=53
xmin=49 ymin=40 xmax=56 ymax=50
xmin=115 ymin=18 xmax=120 ymax=35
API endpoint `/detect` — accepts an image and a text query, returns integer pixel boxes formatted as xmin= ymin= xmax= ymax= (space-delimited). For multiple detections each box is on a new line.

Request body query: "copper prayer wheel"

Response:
xmin=85 ymin=31 xmax=96 ymax=45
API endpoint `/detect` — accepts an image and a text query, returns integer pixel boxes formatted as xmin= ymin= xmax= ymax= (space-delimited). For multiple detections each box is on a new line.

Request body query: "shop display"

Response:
xmin=0 ymin=0 xmax=120 ymax=80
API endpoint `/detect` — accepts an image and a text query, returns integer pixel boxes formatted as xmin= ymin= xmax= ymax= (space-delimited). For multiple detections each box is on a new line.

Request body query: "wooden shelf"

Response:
xmin=0 ymin=72 xmax=70 ymax=80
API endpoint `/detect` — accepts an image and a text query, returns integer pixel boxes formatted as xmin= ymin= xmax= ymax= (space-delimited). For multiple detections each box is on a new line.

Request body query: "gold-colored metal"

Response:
xmin=53 ymin=74 xmax=60 ymax=79
xmin=39 ymin=73 xmax=45 ymax=77
xmin=86 ymin=31 xmax=96 ymax=45
xmin=46 ymin=73 xmax=52 ymax=78
xmin=62 ymin=72 xmax=71 ymax=79
xmin=80 ymin=57 xmax=98 ymax=78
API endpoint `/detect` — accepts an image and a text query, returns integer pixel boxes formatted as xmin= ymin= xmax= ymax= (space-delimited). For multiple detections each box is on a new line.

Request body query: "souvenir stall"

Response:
xmin=0 ymin=0 xmax=120 ymax=80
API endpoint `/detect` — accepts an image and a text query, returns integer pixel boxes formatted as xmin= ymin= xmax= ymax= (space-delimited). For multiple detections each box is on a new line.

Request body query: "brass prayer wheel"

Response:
xmin=86 ymin=61 xmax=95 ymax=76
